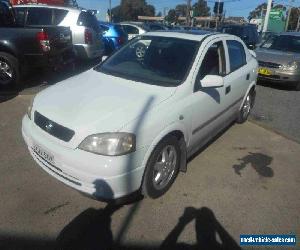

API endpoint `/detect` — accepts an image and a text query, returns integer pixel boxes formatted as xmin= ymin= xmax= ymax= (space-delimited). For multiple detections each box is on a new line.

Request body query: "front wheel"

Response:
xmin=142 ymin=136 xmax=180 ymax=199
xmin=236 ymin=90 xmax=255 ymax=124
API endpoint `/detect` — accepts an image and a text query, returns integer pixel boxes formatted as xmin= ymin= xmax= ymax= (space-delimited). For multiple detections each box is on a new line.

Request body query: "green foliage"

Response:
xmin=193 ymin=0 xmax=210 ymax=17
xmin=175 ymin=4 xmax=187 ymax=17
xmin=111 ymin=0 xmax=155 ymax=22
xmin=165 ymin=9 xmax=177 ymax=23
xmin=288 ymin=7 xmax=300 ymax=30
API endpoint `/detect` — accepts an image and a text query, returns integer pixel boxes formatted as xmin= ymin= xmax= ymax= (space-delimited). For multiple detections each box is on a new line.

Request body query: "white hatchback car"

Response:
xmin=22 ymin=31 xmax=258 ymax=201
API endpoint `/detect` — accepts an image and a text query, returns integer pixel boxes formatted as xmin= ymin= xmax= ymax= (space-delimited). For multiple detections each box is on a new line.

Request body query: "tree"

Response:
xmin=156 ymin=11 xmax=162 ymax=17
xmin=111 ymin=0 xmax=155 ymax=22
xmin=166 ymin=9 xmax=177 ymax=23
xmin=288 ymin=7 xmax=300 ymax=30
xmin=248 ymin=3 xmax=267 ymax=20
xmin=175 ymin=4 xmax=187 ymax=17
xmin=193 ymin=0 xmax=210 ymax=17
xmin=248 ymin=2 xmax=286 ymax=20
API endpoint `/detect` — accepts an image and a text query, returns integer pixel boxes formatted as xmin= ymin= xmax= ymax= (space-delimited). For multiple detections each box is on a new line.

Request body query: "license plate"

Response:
xmin=258 ymin=68 xmax=272 ymax=76
xmin=33 ymin=144 xmax=55 ymax=165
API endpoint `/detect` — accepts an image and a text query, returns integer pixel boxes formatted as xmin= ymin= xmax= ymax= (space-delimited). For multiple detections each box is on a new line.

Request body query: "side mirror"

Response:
xmin=102 ymin=55 xmax=108 ymax=61
xmin=201 ymin=75 xmax=224 ymax=88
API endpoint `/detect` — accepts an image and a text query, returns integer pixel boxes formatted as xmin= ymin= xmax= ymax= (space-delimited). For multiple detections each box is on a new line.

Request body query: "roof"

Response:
xmin=13 ymin=4 xmax=81 ymax=12
xmin=279 ymin=32 xmax=300 ymax=37
xmin=142 ymin=30 xmax=220 ymax=41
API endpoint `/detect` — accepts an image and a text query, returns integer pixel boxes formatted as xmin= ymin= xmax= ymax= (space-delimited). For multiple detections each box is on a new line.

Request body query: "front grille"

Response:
xmin=258 ymin=61 xmax=282 ymax=69
xmin=34 ymin=111 xmax=75 ymax=142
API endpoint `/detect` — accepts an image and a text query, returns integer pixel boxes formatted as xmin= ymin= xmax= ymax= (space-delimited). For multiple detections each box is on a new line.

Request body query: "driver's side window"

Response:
xmin=195 ymin=41 xmax=226 ymax=91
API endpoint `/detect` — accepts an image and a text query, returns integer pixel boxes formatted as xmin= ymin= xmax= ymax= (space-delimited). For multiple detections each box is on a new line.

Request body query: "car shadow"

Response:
xmin=257 ymin=79 xmax=296 ymax=91
xmin=188 ymin=121 xmax=234 ymax=163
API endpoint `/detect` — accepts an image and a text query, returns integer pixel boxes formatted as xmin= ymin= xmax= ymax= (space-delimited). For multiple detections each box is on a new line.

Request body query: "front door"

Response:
xmin=189 ymin=39 xmax=228 ymax=150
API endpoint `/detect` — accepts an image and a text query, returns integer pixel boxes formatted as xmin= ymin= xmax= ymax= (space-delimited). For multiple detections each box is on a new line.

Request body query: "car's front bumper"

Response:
xmin=22 ymin=115 xmax=146 ymax=201
xmin=258 ymin=68 xmax=300 ymax=83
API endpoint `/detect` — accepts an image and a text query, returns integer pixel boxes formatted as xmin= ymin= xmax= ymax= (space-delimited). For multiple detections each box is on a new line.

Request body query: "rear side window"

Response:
xmin=122 ymin=25 xmax=139 ymax=34
xmin=15 ymin=8 xmax=26 ymax=26
xmin=53 ymin=9 xmax=68 ymax=25
xmin=227 ymin=40 xmax=246 ymax=72
xmin=77 ymin=12 xmax=100 ymax=32
xmin=27 ymin=8 xmax=52 ymax=25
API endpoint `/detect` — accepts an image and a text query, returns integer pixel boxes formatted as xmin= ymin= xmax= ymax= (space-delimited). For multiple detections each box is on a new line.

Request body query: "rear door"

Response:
xmin=222 ymin=39 xmax=249 ymax=117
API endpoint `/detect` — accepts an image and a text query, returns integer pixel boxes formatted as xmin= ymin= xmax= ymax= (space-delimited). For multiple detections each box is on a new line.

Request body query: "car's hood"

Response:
xmin=255 ymin=48 xmax=300 ymax=65
xmin=34 ymin=69 xmax=176 ymax=146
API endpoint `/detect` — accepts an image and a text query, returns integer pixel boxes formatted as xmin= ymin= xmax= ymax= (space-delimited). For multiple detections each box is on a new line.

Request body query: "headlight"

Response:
xmin=281 ymin=61 xmax=298 ymax=71
xmin=27 ymin=96 xmax=35 ymax=120
xmin=78 ymin=133 xmax=136 ymax=156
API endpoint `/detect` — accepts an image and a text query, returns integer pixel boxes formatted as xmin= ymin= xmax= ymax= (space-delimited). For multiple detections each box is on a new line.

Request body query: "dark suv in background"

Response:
xmin=220 ymin=24 xmax=259 ymax=49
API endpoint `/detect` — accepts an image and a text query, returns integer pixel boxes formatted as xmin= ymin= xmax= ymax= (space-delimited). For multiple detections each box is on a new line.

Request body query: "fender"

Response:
xmin=140 ymin=122 xmax=189 ymax=175
xmin=0 ymin=41 xmax=19 ymax=58
xmin=239 ymin=81 xmax=256 ymax=111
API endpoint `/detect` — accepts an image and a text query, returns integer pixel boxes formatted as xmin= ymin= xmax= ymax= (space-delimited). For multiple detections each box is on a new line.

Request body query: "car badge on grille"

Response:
xmin=45 ymin=122 xmax=53 ymax=132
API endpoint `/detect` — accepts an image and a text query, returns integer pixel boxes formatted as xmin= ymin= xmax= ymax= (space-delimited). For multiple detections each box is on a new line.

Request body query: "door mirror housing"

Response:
xmin=200 ymin=75 xmax=224 ymax=88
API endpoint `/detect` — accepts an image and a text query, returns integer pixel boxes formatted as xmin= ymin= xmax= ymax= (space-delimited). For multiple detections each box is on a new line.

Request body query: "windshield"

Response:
xmin=95 ymin=36 xmax=199 ymax=86
xmin=261 ymin=35 xmax=300 ymax=53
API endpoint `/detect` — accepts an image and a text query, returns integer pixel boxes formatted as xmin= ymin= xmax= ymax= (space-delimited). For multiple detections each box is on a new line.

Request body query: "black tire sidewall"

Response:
xmin=142 ymin=136 xmax=181 ymax=199
xmin=0 ymin=52 xmax=20 ymax=91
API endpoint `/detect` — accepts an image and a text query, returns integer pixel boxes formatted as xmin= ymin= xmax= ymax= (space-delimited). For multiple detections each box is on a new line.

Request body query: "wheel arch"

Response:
xmin=141 ymin=124 xmax=189 ymax=180
xmin=239 ymin=82 xmax=256 ymax=111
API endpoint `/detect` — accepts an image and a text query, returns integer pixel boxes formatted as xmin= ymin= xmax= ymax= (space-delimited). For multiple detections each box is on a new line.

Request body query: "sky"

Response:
xmin=76 ymin=0 xmax=296 ymax=21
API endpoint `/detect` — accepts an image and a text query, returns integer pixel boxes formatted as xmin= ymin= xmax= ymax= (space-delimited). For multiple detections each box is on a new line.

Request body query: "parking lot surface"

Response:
xmin=0 ymin=92 xmax=299 ymax=249
xmin=251 ymin=81 xmax=300 ymax=143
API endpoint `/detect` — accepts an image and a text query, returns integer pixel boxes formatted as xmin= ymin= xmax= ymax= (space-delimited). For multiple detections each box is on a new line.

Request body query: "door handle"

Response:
xmin=246 ymin=73 xmax=250 ymax=80
xmin=225 ymin=85 xmax=231 ymax=95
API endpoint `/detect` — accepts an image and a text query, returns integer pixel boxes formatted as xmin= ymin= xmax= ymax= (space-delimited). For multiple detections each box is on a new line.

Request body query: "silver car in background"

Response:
xmin=256 ymin=32 xmax=300 ymax=90
xmin=120 ymin=22 xmax=148 ymax=40
xmin=14 ymin=5 xmax=104 ymax=60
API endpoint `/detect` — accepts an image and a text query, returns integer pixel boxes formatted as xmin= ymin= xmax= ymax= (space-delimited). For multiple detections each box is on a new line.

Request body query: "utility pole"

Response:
xmin=216 ymin=0 xmax=221 ymax=29
xmin=109 ymin=0 xmax=112 ymax=22
xmin=262 ymin=0 xmax=272 ymax=33
xmin=285 ymin=6 xmax=292 ymax=31
xmin=296 ymin=8 xmax=300 ymax=31
xmin=187 ymin=0 xmax=191 ymax=26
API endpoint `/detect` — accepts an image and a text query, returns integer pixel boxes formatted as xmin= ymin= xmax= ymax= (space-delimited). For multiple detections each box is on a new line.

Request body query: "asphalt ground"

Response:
xmin=0 ymin=70 xmax=299 ymax=249
xmin=251 ymin=81 xmax=300 ymax=143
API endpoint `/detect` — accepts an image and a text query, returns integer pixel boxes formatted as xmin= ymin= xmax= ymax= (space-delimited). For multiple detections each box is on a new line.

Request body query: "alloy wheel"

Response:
xmin=152 ymin=145 xmax=177 ymax=190
xmin=0 ymin=59 xmax=13 ymax=86
xmin=242 ymin=94 xmax=251 ymax=119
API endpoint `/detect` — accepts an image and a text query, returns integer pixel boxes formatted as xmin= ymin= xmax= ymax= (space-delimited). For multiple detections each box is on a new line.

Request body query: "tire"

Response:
xmin=135 ymin=43 xmax=146 ymax=59
xmin=295 ymin=82 xmax=300 ymax=91
xmin=0 ymin=52 xmax=20 ymax=91
xmin=142 ymin=135 xmax=181 ymax=199
xmin=236 ymin=89 xmax=255 ymax=124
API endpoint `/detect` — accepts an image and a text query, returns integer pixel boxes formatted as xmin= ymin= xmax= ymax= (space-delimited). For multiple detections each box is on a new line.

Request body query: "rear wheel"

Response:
xmin=142 ymin=136 xmax=180 ymax=199
xmin=237 ymin=90 xmax=255 ymax=124
xmin=0 ymin=52 xmax=20 ymax=91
